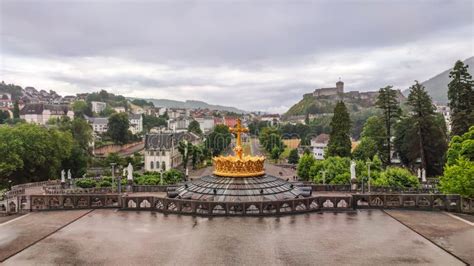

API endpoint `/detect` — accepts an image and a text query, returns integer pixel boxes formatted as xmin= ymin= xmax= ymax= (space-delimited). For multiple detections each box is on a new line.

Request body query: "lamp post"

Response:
xmin=366 ymin=162 xmax=372 ymax=193
xmin=320 ymin=170 xmax=327 ymax=185
xmin=110 ymin=163 xmax=116 ymax=193
xmin=117 ymin=166 xmax=122 ymax=195
xmin=160 ymin=168 xmax=164 ymax=186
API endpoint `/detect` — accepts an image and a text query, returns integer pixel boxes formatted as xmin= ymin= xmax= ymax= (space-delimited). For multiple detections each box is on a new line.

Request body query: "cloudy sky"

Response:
xmin=1 ymin=0 xmax=473 ymax=113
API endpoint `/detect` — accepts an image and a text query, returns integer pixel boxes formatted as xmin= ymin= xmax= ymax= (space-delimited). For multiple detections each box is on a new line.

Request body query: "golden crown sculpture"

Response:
xmin=213 ymin=118 xmax=266 ymax=177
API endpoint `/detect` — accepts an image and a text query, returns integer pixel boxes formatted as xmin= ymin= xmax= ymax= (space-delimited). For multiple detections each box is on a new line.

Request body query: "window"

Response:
xmin=156 ymin=161 xmax=160 ymax=169
xmin=162 ymin=150 xmax=166 ymax=156
xmin=150 ymin=161 xmax=154 ymax=169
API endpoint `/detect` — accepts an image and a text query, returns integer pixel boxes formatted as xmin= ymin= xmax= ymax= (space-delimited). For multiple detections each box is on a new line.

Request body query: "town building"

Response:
xmin=86 ymin=117 xmax=109 ymax=133
xmin=0 ymin=93 xmax=13 ymax=109
xmin=168 ymin=117 xmax=190 ymax=132
xmin=128 ymin=113 xmax=143 ymax=134
xmin=86 ymin=114 xmax=143 ymax=134
xmin=194 ymin=116 xmax=215 ymax=133
xmin=260 ymin=114 xmax=281 ymax=126
xmin=20 ymin=103 xmax=74 ymax=124
xmin=310 ymin=133 xmax=330 ymax=160
xmin=91 ymin=101 xmax=106 ymax=114
xmin=114 ymin=107 xmax=126 ymax=113
xmin=144 ymin=132 xmax=201 ymax=171
xmin=436 ymin=104 xmax=451 ymax=132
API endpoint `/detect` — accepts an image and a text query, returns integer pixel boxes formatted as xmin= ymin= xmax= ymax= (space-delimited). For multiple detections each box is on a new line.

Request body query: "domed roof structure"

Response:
xmin=169 ymin=118 xmax=307 ymax=202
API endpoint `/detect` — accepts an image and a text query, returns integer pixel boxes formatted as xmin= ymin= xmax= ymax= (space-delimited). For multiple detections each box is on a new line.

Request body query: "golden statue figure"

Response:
xmin=213 ymin=118 xmax=265 ymax=177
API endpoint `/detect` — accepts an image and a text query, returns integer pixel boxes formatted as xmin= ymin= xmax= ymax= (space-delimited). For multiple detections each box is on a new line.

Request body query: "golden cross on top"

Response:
xmin=229 ymin=118 xmax=248 ymax=150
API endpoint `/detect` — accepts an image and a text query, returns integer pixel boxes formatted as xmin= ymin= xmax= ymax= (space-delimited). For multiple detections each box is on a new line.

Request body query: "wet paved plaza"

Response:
xmin=1 ymin=209 xmax=471 ymax=265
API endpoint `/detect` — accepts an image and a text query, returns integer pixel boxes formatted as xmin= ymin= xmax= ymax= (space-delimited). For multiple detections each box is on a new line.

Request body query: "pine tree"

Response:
xmin=448 ymin=60 xmax=474 ymax=136
xmin=375 ymin=86 xmax=401 ymax=165
xmin=288 ymin=148 xmax=300 ymax=164
xmin=13 ymin=100 xmax=20 ymax=119
xmin=327 ymin=101 xmax=352 ymax=157
xmin=396 ymin=81 xmax=448 ymax=176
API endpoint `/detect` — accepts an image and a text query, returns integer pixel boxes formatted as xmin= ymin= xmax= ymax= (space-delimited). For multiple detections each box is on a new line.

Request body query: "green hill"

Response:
xmin=284 ymin=93 xmax=374 ymax=117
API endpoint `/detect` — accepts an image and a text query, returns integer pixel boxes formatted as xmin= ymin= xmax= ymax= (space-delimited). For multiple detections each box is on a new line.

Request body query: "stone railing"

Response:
xmin=352 ymin=194 xmax=467 ymax=213
xmin=132 ymin=185 xmax=176 ymax=193
xmin=121 ymin=195 xmax=354 ymax=216
xmin=10 ymin=179 xmax=60 ymax=190
xmin=29 ymin=194 xmax=120 ymax=210
xmin=43 ymin=187 xmax=115 ymax=195
xmin=3 ymin=193 xmax=472 ymax=216
xmin=308 ymin=184 xmax=440 ymax=194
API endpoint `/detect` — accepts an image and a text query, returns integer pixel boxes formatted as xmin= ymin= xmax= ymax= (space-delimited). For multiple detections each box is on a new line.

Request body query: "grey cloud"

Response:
xmin=1 ymin=1 xmax=472 ymax=66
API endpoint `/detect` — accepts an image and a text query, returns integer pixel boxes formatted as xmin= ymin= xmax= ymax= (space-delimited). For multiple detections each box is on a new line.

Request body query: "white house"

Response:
xmin=91 ymin=101 xmax=106 ymax=113
xmin=129 ymin=114 xmax=143 ymax=134
xmin=86 ymin=117 xmax=109 ymax=133
xmin=114 ymin=106 xmax=126 ymax=113
xmin=310 ymin=133 xmax=330 ymax=160
xmin=144 ymin=132 xmax=200 ymax=171
xmin=168 ymin=117 xmax=190 ymax=132
xmin=20 ymin=103 xmax=74 ymax=124
xmin=194 ymin=116 xmax=215 ymax=133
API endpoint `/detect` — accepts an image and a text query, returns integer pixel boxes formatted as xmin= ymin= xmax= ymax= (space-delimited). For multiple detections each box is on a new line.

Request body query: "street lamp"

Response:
xmin=366 ymin=161 xmax=372 ymax=193
xmin=319 ymin=170 xmax=327 ymax=185
xmin=110 ymin=163 xmax=116 ymax=193
xmin=160 ymin=168 xmax=164 ymax=186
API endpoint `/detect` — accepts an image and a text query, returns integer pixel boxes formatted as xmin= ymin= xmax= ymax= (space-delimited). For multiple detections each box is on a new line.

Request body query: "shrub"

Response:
xmin=372 ymin=167 xmax=420 ymax=188
xmin=76 ymin=178 xmax=96 ymax=188
xmin=97 ymin=180 xmax=112 ymax=188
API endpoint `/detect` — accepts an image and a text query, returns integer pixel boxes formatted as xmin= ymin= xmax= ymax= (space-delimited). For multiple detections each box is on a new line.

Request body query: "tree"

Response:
xmin=407 ymin=81 xmax=448 ymax=175
xmin=72 ymin=100 xmax=92 ymax=118
xmin=327 ymin=101 xmax=352 ymax=157
xmin=360 ymin=116 xmax=387 ymax=158
xmin=375 ymin=86 xmax=401 ymax=165
xmin=448 ymin=60 xmax=474 ymax=136
xmin=0 ymin=123 xmax=74 ymax=185
xmin=191 ymin=145 xmax=204 ymax=169
xmin=107 ymin=113 xmax=130 ymax=144
xmin=288 ymin=149 xmax=300 ymax=164
xmin=371 ymin=167 xmax=420 ymax=188
xmin=143 ymin=114 xmax=167 ymax=132
xmin=0 ymin=110 xmax=9 ymax=124
xmin=13 ymin=100 xmax=20 ymax=119
xmin=308 ymin=156 xmax=351 ymax=184
xmin=188 ymin=120 xmax=202 ymax=135
xmin=178 ymin=140 xmax=193 ymax=170
xmin=297 ymin=153 xmax=316 ymax=181
xmin=439 ymin=126 xmax=474 ymax=197
xmin=271 ymin=146 xmax=283 ymax=162
xmin=205 ymin=124 xmax=231 ymax=156
xmin=352 ymin=137 xmax=377 ymax=161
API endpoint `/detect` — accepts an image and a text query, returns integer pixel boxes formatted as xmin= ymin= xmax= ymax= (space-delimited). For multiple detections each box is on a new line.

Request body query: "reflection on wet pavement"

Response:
xmin=2 ymin=209 xmax=464 ymax=265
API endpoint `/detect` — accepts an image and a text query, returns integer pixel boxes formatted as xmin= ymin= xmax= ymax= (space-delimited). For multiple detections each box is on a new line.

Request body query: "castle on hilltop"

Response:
xmin=313 ymin=80 xmax=344 ymax=97
xmin=311 ymin=80 xmax=405 ymax=102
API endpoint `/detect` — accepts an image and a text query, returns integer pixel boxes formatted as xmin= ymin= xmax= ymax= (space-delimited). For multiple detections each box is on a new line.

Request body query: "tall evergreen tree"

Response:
xmin=448 ymin=60 xmax=474 ymax=136
xmin=13 ymin=100 xmax=20 ymax=119
xmin=327 ymin=101 xmax=352 ymax=157
xmin=395 ymin=81 xmax=448 ymax=176
xmin=375 ymin=86 xmax=401 ymax=165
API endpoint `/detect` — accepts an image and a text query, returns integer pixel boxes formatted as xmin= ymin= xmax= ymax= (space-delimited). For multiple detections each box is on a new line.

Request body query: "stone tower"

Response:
xmin=336 ymin=80 xmax=344 ymax=93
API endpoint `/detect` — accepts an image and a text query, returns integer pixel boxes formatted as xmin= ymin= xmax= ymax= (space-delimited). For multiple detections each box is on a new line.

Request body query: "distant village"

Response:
xmin=0 ymin=80 xmax=452 ymax=168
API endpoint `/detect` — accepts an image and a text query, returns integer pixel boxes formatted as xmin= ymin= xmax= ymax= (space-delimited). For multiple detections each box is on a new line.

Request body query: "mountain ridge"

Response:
xmin=403 ymin=56 xmax=474 ymax=103
xmin=131 ymin=98 xmax=247 ymax=113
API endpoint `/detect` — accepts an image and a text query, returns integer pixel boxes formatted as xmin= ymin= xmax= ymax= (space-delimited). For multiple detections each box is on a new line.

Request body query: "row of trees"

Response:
xmin=0 ymin=121 xmax=89 ymax=187
xmin=306 ymin=60 xmax=473 ymax=194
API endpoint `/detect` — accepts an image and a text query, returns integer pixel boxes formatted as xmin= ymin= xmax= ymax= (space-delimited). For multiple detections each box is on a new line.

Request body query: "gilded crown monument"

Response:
xmin=212 ymin=118 xmax=265 ymax=177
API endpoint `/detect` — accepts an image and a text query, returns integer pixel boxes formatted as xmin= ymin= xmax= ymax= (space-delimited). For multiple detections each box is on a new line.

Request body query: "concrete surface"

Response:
xmin=385 ymin=210 xmax=474 ymax=264
xmin=2 ymin=209 xmax=464 ymax=265
xmin=0 ymin=210 xmax=92 ymax=262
